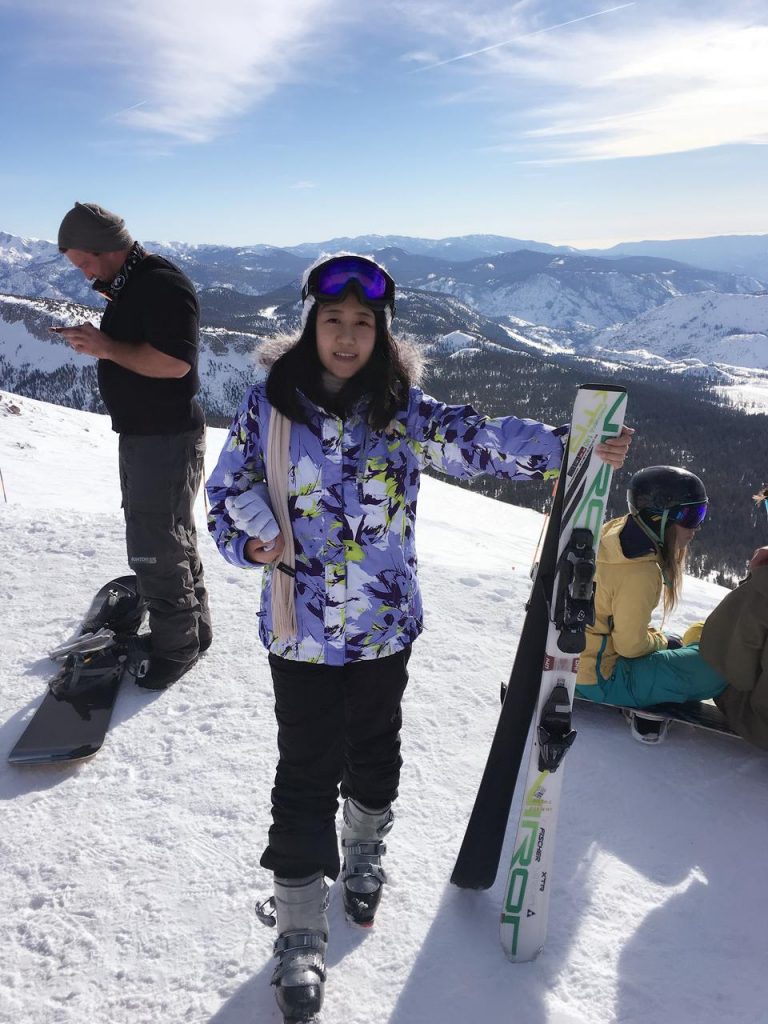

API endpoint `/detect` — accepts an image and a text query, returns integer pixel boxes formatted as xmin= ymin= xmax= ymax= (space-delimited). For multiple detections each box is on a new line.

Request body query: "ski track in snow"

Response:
xmin=1 ymin=391 xmax=767 ymax=1024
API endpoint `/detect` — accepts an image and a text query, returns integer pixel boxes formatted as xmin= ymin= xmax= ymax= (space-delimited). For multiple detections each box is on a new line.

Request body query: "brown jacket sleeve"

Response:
xmin=700 ymin=568 xmax=768 ymax=749
xmin=700 ymin=568 xmax=768 ymax=691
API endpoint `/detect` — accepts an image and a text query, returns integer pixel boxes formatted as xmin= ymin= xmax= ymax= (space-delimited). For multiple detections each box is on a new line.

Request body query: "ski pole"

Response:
xmin=529 ymin=478 xmax=559 ymax=581
xmin=0 ymin=467 xmax=6 ymax=503
xmin=500 ymin=479 xmax=561 ymax=703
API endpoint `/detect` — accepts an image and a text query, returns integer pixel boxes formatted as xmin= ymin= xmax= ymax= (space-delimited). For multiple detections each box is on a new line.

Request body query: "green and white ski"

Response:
xmin=500 ymin=384 xmax=627 ymax=962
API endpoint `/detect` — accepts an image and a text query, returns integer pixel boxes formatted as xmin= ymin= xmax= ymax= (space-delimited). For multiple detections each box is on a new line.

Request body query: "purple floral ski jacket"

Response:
xmin=206 ymin=382 xmax=564 ymax=665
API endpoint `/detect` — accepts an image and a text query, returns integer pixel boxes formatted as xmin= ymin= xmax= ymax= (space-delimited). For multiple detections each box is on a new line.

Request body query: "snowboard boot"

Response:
xmin=255 ymin=872 xmax=329 ymax=1023
xmin=135 ymin=653 xmax=199 ymax=691
xmin=198 ymin=620 xmax=214 ymax=654
xmin=125 ymin=635 xmax=152 ymax=680
xmin=341 ymin=798 xmax=394 ymax=928
xmin=125 ymin=635 xmax=199 ymax=691
xmin=625 ymin=709 xmax=671 ymax=745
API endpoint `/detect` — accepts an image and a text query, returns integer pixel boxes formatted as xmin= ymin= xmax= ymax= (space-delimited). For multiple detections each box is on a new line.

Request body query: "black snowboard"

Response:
xmin=8 ymin=576 xmax=146 ymax=766
xmin=575 ymin=695 xmax=738 ymax=738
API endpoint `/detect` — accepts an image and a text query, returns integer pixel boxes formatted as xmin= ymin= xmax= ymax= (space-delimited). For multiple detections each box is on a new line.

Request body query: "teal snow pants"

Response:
xmin=575 ymin=643 xmax=727 ymax=709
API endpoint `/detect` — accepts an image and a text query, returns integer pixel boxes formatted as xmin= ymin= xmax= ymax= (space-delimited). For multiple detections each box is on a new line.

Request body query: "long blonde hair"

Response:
xmin=658 ymin=524 xmax=690 ymax=620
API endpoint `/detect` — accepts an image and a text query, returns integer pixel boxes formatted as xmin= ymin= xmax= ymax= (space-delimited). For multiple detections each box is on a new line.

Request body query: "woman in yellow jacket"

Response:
xmin=575 ymin=465 xmax=726 ymax=708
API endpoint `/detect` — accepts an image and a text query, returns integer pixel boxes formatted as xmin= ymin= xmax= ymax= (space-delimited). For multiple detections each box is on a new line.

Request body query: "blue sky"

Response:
xmin=0 ymin=0 xmax=766 ymax=249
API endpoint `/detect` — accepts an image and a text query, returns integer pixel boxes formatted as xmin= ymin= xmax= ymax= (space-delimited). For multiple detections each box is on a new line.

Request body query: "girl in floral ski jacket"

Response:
xmin=205 ymin=254 xmax=632 ymax=1020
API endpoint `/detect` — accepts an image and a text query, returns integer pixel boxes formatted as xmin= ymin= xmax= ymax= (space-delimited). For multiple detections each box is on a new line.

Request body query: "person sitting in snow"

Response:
xmin=698 ymin=537 xmax=768 ymax=750
xmin=205 ymin=252 xmax=633 ymax=1022
xmin=575 ymin=465 xmax=727 ymax=739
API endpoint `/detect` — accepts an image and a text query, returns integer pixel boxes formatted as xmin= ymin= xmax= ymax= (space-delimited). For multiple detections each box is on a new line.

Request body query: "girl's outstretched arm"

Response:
xmin=408 ymin=391 xmax=632 ymax=481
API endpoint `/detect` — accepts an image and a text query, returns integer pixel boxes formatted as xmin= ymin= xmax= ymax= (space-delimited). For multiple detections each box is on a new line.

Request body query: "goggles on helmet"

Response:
xmin=302 ymin=255 xmax=396 ymax=313
xmin=665 ymin=501 xmax=708 ymax=529
xmin=638 ymin=499 xmax=708 ymax=536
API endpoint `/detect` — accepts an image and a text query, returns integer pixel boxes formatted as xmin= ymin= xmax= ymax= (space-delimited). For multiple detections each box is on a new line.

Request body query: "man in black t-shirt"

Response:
xmin=56 ymin=201 xmax=212 ymax=689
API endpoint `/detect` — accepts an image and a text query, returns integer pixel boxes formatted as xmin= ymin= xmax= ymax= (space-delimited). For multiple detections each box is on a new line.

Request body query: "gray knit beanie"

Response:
xmin=58 ymin=202 xmax=134 ymax=252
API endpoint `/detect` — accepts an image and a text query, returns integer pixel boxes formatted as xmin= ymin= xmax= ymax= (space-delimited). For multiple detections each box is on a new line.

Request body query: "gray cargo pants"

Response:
xmin=118 ymin=427 xmax=211 ymax=661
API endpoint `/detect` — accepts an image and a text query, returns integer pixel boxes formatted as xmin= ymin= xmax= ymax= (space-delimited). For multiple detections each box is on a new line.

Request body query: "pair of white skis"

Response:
xmin=499 ymin=384 xmax=628 ymax=962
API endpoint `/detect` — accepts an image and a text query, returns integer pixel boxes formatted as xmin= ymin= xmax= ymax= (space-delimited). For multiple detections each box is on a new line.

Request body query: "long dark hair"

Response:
xmin=266 ymin=304 xmax=413 ymax=429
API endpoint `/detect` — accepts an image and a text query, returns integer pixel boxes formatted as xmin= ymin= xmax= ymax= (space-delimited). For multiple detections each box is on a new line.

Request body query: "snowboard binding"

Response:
xmin=49 ymin=648 xmax=124 ymax=699
xmin=624 ymin=709 xmax=671 ymax=745
xmin=9 ymin=576 xmax=148 ymax=766
xmin=47 ymin=576 xmax=147 ymax=699
xmin=79 ymin=576 xmax=147 ymax=639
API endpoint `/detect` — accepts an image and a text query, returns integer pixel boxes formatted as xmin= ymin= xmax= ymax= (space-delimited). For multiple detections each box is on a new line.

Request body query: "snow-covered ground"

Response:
xmin=1 ymin=391 xmax=767 ymax=1024
xmin=713 ymin=378 xmax=768 ymax=414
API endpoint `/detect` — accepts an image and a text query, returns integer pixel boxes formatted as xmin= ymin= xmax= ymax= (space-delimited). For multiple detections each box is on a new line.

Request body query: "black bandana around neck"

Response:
xmin=92 ymin=241 xmax=147 ymax=301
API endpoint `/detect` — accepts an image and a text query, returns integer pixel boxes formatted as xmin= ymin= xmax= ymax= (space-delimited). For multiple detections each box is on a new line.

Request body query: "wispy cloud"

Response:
xmin=106 ymin=100 xmax=148 ymax=121
xmin=409 ymin=3 xmax=635 ymax=72
xmin=398 ymin=2 xmax=768 ymax=162
xmin=289 ymin=181 xmax=317 ymax=190
xmin=28 ymin=0 xmax=342 ymax=143
xmin=499 ymin=20 xmax=768 ymax=161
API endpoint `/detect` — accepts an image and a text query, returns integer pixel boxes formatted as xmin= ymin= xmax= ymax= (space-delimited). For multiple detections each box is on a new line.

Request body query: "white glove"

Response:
xmin=225 ymin=488 xmax=280 ymax=543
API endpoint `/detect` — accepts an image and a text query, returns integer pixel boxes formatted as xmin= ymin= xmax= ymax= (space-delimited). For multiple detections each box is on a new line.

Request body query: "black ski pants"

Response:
xmin=260 ymin=648 xmax=411 ymax=880
xmin=118 ymin=427 xmax=211 ymax=661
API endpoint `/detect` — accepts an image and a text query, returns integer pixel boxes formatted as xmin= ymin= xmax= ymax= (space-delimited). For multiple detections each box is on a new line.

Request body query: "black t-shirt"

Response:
xmin=98 ymin=254 xmax=204 ymax=435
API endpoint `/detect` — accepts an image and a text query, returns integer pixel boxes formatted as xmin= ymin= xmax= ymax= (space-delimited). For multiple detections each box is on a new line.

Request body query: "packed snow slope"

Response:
xmin=1 ymin=391 xmax=767 ymax=1024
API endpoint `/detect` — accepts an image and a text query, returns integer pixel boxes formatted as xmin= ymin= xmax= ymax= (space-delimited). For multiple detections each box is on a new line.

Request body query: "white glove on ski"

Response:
xmin=225 ymin=487 xmax=280 ymax=543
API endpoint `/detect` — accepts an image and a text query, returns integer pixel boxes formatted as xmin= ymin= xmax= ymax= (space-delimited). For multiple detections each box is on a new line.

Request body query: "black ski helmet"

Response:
xmin=627 ymin=466 xmax=708 ymax=544
xmin=628 ymin=466 xmax=707 ymax=513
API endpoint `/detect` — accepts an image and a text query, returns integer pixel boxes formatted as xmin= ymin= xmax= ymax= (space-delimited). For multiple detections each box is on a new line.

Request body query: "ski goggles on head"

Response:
xmin=664 ymin=501 xmax=709 ymax=530
xmin=302 ymin=255 xmax=396 ymax=311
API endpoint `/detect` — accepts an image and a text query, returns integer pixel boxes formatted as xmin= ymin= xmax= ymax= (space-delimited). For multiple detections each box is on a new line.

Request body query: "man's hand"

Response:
xmin=52 ymin=324 xmax=190 ymax=378
xmin=56 ymin=323 xmax=114 ymax=359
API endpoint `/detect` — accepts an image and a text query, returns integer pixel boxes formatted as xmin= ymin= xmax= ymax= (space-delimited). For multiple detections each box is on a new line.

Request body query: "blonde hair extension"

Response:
xmin=266 ymin=408 xmax=297 ymax=640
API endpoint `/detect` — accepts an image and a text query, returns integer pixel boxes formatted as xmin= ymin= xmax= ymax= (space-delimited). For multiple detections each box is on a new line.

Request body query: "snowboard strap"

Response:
xmin=49 ymin=650 xmax=122 ymax=698
xmin=49 ymin=629 xmax=116 ymax=661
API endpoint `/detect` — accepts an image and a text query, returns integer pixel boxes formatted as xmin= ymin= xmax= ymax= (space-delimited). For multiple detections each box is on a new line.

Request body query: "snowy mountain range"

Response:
xmin=0 ymin=230 xmax=763 ymax=332
xmin=299 ymin=231 xmax=768 ymax=279
xmin=2 ymin=390 xmax=767 ymax=1024
xmin=2 ymin=227 xmax=768 ymax=418
xmin=0 ymin=287 xmax=569 ymax=420
xmin=587 ymin=234 xmax=768 ymax=280
xmin=586 ymin=292 xmax=768 ymax=370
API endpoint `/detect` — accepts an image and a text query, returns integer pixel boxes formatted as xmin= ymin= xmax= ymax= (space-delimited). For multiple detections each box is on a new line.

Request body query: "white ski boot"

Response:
xmin=341 ymin=798 xmax=393 ymax=927
xmin=255 ymin=872 xmax=329 ymax=1023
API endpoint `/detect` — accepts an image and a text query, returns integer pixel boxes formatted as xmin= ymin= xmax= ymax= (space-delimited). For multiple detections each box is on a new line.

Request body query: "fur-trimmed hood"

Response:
xmin=256 ymin=332 xmax=426 ymax=386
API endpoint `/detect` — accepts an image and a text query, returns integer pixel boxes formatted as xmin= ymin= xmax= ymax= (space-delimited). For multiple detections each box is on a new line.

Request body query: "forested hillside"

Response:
xmin=422 ymin=347 xmax=768 ymax=584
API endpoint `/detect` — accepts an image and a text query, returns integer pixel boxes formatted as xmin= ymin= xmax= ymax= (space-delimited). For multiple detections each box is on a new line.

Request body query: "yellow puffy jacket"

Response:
xmin=576 ymin=515 xmax=669 ymax=687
